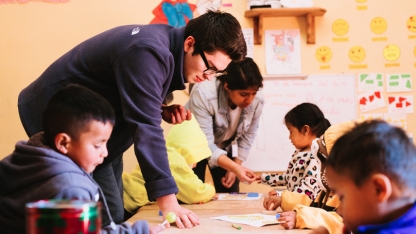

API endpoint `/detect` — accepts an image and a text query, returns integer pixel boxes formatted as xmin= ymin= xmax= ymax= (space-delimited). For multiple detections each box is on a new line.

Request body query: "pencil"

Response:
xmin=231 ymin=223 xmax=241 ymax=230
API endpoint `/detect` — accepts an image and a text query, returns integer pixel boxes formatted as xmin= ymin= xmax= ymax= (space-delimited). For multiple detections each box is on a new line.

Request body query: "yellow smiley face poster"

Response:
xmin=370 ymin=17 xmax=388 ymax=34
xmin=349 ymin=46 xmax=366 ymax=63
xmin=383 ymin=44 xmax=401 ymax=61
xmin=332 ymin=19 xmax=349 ymax=36
xmin=315 ymin=46 xmax=333 ymax=63
xmin=407 ymin=16 xmax=416 ymax=33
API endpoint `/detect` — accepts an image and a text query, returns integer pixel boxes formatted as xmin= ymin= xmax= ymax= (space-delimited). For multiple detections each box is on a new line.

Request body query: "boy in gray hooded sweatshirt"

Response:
xmin=0 ymin=84 xmax=163 ymax=234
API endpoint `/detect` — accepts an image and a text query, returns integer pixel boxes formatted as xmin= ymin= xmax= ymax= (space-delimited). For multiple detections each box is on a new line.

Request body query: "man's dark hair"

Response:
xmin=185 ymin=10 xmax=247 ymax=62
xmin=328 ymin=120 xmax=416 ymax=190
xmin=218 ymin=57 xmax=263 ymax=90
xmin=42 ymin=84 xmax=115 ymax=146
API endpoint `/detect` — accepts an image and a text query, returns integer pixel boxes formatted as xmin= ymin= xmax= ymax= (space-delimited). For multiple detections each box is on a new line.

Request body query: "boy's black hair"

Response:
xmin=284 ymin=103 xmax=331 ymax=137
xmin=218 ymin=57 xmax=263 ymax=90
xmin=328 ymin=120 xmax=416 ymax=190
xmin=185 ymin=10 xmax=247 ymax=62
xmin=42 ymin=84 xmax=115 ymax=147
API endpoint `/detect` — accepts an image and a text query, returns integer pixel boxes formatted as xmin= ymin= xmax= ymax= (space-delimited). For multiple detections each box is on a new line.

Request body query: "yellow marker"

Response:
xmin=232 ymin=223 xmax=241 ymax=230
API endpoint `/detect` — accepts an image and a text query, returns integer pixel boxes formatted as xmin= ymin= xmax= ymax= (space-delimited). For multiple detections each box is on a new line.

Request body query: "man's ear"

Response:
xmin=184 ymin=36 xmax=195 ymax=53
xmin=370 ymin=174 xmax=392 ymax=202
xmin=54 ymin=133 xmax=71 ymax=154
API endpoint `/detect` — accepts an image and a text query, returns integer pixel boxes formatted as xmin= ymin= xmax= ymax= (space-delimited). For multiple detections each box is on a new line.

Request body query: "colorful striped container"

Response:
xmin=26 ymin=200 xmax=101 ymax=234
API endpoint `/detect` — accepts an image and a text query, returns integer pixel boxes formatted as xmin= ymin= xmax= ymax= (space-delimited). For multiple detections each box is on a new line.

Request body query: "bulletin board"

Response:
xmin=242 ymin=74 xmax=357 ymax=172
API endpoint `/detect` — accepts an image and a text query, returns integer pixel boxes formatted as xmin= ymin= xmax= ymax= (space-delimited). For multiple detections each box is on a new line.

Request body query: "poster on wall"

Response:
xmin=265 ymin=29 xmax=301 ymax=75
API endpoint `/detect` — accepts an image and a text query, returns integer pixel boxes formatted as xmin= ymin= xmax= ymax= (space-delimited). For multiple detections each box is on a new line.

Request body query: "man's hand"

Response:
xmin=161 ymin=104 xmax=192 ymax=124
xmin=157 ymin=194 xmax=199 ymax=229
xmin=279 ymin=211 xmax=296 ymax=230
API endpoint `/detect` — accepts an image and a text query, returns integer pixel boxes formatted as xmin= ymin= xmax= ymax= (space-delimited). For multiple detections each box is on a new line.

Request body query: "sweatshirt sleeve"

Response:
xmin=294 ymin=205 xmax=344 ymax=234
xmin=280 ymin=190 xmax=313 ymax=211
xmin=260 ymin=172 xmax=288 ymax=187
xmin=113 ymin=45 xmax=178 ymax=201
xmin=186 ymin=86 xmax=227 ymax=168
xmin=101 ymin=221 xmax=150 ymax=234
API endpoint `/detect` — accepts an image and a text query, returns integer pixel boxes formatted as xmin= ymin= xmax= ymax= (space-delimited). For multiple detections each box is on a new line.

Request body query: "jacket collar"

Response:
xmin=168 ymin=27 xmax=186 ymax=92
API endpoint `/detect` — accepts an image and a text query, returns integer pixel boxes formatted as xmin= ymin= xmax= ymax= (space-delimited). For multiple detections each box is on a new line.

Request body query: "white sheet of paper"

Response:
xmin=216 ymin=193 xmax=262 ymax=201
xmin=211 ymin=213 xmax=280 ymax=227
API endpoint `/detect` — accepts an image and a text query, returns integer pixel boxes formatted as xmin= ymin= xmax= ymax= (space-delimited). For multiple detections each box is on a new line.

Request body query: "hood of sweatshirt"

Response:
xmin=0 ymin=133 xmax=92 ymax=196
xmin=165 ymin=117 xmax=211 ymax=165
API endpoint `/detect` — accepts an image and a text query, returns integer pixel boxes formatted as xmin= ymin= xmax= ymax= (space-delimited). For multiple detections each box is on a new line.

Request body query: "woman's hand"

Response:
xmin=221 ymin=171 xmax=236 ymax=188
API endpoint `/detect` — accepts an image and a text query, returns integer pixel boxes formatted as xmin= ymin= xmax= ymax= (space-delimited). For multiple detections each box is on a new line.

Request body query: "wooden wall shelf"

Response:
xmin=244 ymin=7 xmax=326 ymax=45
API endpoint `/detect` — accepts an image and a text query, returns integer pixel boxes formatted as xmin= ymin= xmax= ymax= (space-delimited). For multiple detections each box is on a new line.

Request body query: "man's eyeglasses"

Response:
xmin=197 ymin=47 xmax=227 ymax=77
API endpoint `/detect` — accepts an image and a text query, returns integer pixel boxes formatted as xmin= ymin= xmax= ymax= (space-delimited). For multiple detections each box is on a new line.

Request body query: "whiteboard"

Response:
xmin=243 ymin=74 xmax=357 ymax=172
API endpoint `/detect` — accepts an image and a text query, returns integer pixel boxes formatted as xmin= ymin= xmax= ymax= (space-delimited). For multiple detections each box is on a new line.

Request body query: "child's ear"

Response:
xmin=371 ymin=174 xmax=392 ymax=202
xmin=54 ymin=133 xmax=71 ymax=154
xmin=302 ymin=125 xmax=310 ymax=135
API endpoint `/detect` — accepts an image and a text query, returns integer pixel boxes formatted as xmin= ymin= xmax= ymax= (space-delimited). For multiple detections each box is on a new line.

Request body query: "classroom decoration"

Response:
xmin=196 ymin=0 xmax=221 ymax=15
xmin=359 ymin=113 xmax=384 ymax=121
xmin=150 ymin=0 xmax=195 ymax=28
xmin=358 ymin=91 xmax=385 ymax=113
xmin=265 ymin=29 xmax=301 ymax=75
xmin=0 ymin=0 xmax=68 ymax=3
xmin=383 ymin=44 xmax=401 ymax=62
xmin=315 ymin=46 xmax=332 ymax=63
xmin=211 ymin=214 xmax=280 ymax=227
xmin=242 ymin=28 xmax=254 ymax=58
xmin=384 ymin=113 xmax=407 ymax=130
xmin=243 ymin=74 xmax=356 ymax=172
xmin=332 ymin=19 xmax=349 ymax=36
xmin=387 ymin=95 xmax=414 ymax=114
xmin=370 ymin=17 xmax=388 ymax=34
xmin=358 ymin=73 xmax=383 ymax=92
xmin=407 ymin=16 xmax=416 ymax=33
xmin=386 ymin=74 xmax=412 ymax=93
xmin=348 ymin=46 xmax=366 ymax=63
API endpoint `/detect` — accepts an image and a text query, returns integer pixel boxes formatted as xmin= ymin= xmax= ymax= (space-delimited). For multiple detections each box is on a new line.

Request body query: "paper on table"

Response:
xmin=216 ymin=193 xmax=262 ymax=201
xmin=211 ymin=213 xmax=280 ymax=227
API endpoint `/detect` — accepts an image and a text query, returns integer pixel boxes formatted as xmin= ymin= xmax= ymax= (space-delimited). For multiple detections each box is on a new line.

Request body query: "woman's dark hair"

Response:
xmin=185 ymin=10 xmax=246 ymax=62
xmin=218 ymin=57 xmax=263 ymax=90
xmin=284 ymin=103 xmax=330 ymax=137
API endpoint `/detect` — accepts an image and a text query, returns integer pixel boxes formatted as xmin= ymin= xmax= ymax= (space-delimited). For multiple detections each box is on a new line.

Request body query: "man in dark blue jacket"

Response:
xmin=18 ymin=10 xmax=246 ymax=229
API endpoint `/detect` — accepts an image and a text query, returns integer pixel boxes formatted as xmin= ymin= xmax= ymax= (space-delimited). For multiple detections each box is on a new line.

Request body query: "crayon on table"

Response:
xmin=232 ymin=223 xmax=241 ymax=230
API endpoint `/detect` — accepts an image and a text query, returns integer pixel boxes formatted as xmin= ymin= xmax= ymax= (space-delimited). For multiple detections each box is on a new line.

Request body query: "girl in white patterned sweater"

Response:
xmin=256 ymin=103 xmax=330 ymax=200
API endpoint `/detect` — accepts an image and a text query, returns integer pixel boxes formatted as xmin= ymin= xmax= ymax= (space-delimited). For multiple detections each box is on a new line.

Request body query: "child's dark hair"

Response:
xmin=328 ymin=120 xmax=416 ymax=190
xmin=42 ymin=84 xmax=115 ymax=147
xmin=217 ymin=57 xmax=263 ymax=90
xmin=185 ymin=10 xmax=246 ymax=62
xmin=284 ymin=103 xmax=331 ymax=137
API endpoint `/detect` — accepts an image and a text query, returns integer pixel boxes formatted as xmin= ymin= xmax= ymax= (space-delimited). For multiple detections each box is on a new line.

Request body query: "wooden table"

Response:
xmin=127 ymin=197 xmax=311 ymax=233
